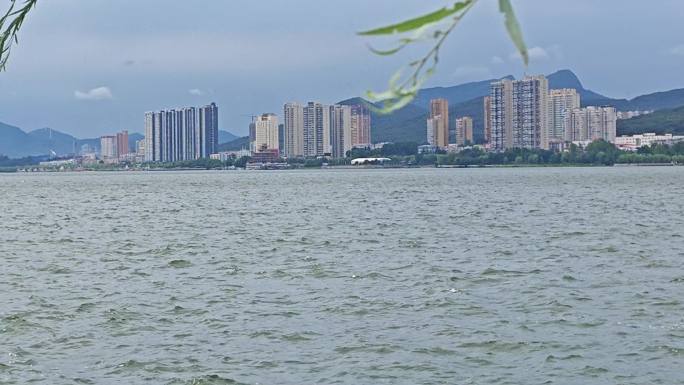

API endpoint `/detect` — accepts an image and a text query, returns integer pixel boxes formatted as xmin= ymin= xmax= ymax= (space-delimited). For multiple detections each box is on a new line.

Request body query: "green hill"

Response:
xmin=617 ymin=106 xmax=684 ymax=136
xmin=217 ymin=136 xmax=250 ymax=151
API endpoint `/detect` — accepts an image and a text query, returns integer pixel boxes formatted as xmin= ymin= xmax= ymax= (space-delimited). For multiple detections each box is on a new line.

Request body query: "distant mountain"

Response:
xmin=411 ymin=77 xmax=513 ymax=109
xmin=348 ymin=69 xmax=684 ymax=144
xmin=0 ymin=122 xmax=145 ymax=158
xmin=219 ymin=130 xmax=238 ymax=144
xmin=547 ymin=69 xmax=609 ymax=103
xmin=217 ymin=136 xmax=249 ymax=152
xmin=5 ymin=69 xmax=684 ymax=158
xmin=339 ymin=97 xmax=428 ymax=143
xmin=0 ymin=121 xmax=38 ymax=158
xmin=27 ymin=128 xmax=80 ymax=155
xmin=617 ymin=106 xmax=684 ymax=136
xmin=128 ymin=133 xmax=144 ymax=151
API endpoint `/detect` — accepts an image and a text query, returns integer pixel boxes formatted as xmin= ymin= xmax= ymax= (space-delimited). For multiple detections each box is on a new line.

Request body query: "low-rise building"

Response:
xmin=615 ymin=133 xmax=684 ymax=151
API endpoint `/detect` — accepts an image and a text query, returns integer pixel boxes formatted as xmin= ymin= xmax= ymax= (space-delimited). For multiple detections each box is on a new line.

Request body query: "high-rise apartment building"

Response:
xmin=251 ymin=113 xmax=279 ymax=153
xmin=426 ymin=118 xmax=436 ymax=146
xmin=144 ymin=102 xmax=218 ymax=162
xmin=483 ymin=96 xmax=492 ymax=144
xmin=330 ymin=104 xmax=352 ymax=158
xmin=512 ymin=75 xmax=549 ymax=149
xmin=455 ymin=117 xmax=473 ymax=146
xmin=429 ymin=98 xmax=449 ymax=148
xmin=116 ymin=130 xmax=129 ymax=157
xmin=566 ymin=106 xmax=617 ymax=143
xmin=283 ymin=102 xmax=304 ymax=158
xmin=489 ymin=75 xmax=550 ymax=150
xmin=549 ymin=88 xmax=580 ymax=144
xmin=278 ymin=123 xmax=285 ymax=152
xmin=303 ymin=102 xmax=331 ymax=156
xmin=489 ymin=79 xmax=513 ymax=151
xmin=198 ymin=103 xmax=219 ymax=158
xmin=351 ymin=104 xmax=372 ymax=147
xmin=283 ymin=101 xmax=358 ymax=158
xmin=100 ymin=135 xmax=117 ymax=161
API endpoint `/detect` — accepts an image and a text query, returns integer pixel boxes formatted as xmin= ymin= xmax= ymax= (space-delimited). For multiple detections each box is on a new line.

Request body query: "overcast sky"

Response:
xmin=1 ymin=0 xmax=684 ymax=138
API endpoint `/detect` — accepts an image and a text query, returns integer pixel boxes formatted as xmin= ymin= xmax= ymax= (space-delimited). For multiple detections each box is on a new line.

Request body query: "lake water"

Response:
xmin=1 ymin=167 xmax=683 ymax=385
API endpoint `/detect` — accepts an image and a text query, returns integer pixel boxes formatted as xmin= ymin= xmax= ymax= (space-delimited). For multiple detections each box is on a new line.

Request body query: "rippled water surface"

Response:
xmin=1 ymin=167 xmax=684 ymax=385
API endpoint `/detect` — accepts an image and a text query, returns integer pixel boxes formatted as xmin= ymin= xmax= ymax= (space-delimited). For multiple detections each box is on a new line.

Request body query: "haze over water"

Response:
xmin=1 ymin=167 xmax=683 ymax=385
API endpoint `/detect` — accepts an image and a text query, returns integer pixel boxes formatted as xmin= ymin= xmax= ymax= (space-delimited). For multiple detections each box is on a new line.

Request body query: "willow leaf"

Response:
xmin=368 ymin=43 xmax=408 ymax=56
xmin=499 ymin=0 xmax=527 ymax=65
xmin=358 ymin=1 xmax=471 ymax=36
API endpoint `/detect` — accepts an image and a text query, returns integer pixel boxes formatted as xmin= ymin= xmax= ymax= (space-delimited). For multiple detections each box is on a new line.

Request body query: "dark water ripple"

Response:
xmin=1 ymin=167 xmax=684 ymax=384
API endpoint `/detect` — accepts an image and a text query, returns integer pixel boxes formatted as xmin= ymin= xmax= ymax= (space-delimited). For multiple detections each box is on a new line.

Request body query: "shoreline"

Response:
xmin=3 ymin=162 xmax=681 ymax=173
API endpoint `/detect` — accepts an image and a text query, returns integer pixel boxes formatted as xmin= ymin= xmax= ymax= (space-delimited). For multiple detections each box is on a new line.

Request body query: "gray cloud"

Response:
xmin=74 ymin=86 xmax=113 ymax=100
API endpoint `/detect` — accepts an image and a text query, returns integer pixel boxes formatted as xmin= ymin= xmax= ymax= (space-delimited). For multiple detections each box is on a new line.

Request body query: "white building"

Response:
xmin=426 ymin=118 xmax=436 ymax=146
xmin=512 ymin=75 xmax=550 ymax=149
xmin=283 ymin=102 xmax=304 ymax=158
xmin=566 ymin=106 xmax=617 ymax=143
xmin=455 ymin=116 xmax=473 ymax=146
xmin=210 ymin=149 xmax=251 ymax=161
xmin=330 ymin=104 xmax=352 ymax=158
xmin=100 ymin=135 xmax=117 ymax=162
xmin=615 ymin=133 xmax=684 ymax=151
xmin=303 ymin=102 xmax=331 ymax=156
xmin=489 ymin=79 xmax=513 ymax=151
xmin=549 ymin=88 xmax=580 ymax=144
xmin=489 ymin=75 xmax=550 ymax=150
xmin=251 ymin=113 xmax=279 ymax=153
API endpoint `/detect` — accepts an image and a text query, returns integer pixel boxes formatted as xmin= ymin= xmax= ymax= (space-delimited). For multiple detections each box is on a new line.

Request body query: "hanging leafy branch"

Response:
xmin=359 ymin=0 xmax=528 ymax=113
xmin=0 ymin=0 xmax=37 ymax=71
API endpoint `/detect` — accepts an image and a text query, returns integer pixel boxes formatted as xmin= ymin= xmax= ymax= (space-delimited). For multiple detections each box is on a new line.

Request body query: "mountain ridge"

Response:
xmin=339 ymin=69 xmax=684 ymax=144
xmin=4 ymin=69 xmax=684 ymax=157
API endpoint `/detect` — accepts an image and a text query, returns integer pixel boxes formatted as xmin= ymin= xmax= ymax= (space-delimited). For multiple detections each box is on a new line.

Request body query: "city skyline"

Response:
xmin=2 ymin=1 xmax=684 ymax=138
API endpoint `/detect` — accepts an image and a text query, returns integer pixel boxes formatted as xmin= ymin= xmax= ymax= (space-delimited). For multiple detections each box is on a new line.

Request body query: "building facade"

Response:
xmin=144 ymin=102 xmax=218 ymax=162
xmin=100 ymin=135 xmax=117 ymax=162
xmin=489 ymin=79 xmax=513 ymax=151
xmin=566 ymin=106 xmax=617 ymax=143
xmin=428 ymin=98 xmax=449 ymax=148
xmin=251 ymin=113 xmax=279 ymax=153
xmin=283 ymin=102 xmax=304 ymax=158
xmin=549 ymin=88 xmax=580 ymax=144
xmin=303 ymin=102 xmax=331 ymax=156
xmin=284 ymin=101 xmax=359 ymax=158
xmin=511 ymin=75 xmax=549 ymax=149
xmin=615 ymin=133 xmax=684 ymax=150
xmin=489 ymin=75 xmax=550 ymax=150
xmin=455 ymin=116 xmax=474 ymax=146
xmin=330 ymin=104 xmax=352 ymax=158
xmin=198 ymin=103 xmax=219 ymax=158
xmin=483 ymin=96 xmax=492 ymax=144
xmin=116 ymin=130 xmax=129 ymax=157
xmin=351 ymin=104 xmax=372 ymax=147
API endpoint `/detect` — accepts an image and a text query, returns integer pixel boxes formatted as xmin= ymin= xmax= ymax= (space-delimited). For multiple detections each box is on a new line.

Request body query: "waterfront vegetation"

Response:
xmin=349 ymin=140 xmax=684 ymax=167
xmin=3 ymin=140 xmax=684 ymax=172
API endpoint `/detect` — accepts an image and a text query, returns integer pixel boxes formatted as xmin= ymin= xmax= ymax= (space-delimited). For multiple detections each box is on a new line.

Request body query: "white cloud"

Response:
xmin=491 ymin=56 xmax=504 ymax=65
xmin=668 ymin=45 xmax=684 ymax=56
xmin=74 ymin=86 xmax=113 ymax=100
xmin=189 ymin=88 xmax=204 ymax=96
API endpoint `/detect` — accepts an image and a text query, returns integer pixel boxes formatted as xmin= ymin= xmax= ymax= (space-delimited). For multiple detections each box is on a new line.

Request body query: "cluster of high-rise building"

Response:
xmin=143 ymin=103 xmax=219 ymax=162
xmin=487 ymin=75 xmax=617 ymax=151
xmin=99 ymin=130 xmax=131 ymax=163
xmin=425 ymin=98 xmax=475 ymax=149
xmin=279 ymin=102 xmax=371 ymax=158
